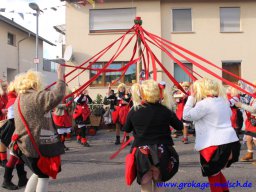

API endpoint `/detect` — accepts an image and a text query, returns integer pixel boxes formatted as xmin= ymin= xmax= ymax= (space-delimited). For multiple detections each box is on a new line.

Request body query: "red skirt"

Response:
xmin=245 ymin=118 xmax=256 ymax=133
xmin=112 ymin=106 xmax=129 ymax=126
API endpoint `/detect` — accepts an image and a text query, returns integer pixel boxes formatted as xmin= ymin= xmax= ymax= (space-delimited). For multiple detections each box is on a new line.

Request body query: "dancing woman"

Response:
xmin=124 ymin=80 xmax=182 ymax=192
xmin=183 ymin=78 xmax=240 ymax=192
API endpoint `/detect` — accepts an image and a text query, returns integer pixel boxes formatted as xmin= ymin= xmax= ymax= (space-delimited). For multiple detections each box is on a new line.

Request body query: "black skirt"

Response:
xmin=0 ymin=119 xmax=15 ymax=147
xmin=244 ymin=131 xmax=256 ymax=138
xmin=200 ymin=141 xmax=241 ymax=177
xmin=21 ymin=156 xmax=49 ymax=178
xmin=135 ymin=144 xmax=179 ymax=185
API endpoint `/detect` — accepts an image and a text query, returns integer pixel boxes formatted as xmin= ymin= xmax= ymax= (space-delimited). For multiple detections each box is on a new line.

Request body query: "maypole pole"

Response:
xmin=134 ymin=17 xmax=143 ymax=82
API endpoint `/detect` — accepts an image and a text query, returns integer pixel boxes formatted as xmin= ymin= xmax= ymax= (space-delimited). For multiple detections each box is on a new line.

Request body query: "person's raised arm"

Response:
xmin=36 ymin=64 xmax=66 ymax=112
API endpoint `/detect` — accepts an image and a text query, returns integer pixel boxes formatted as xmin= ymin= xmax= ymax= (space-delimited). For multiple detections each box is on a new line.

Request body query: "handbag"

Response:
xmin=39 ymin=112 xmax=65 ymax=157
xmin=17 ymin=96 xmax=63 ymax=179
xmin=125 ymin=147 xmax=137 ymax=186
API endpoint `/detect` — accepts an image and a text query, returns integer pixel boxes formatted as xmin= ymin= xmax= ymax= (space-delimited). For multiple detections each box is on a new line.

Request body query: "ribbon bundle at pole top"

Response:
xmin=46 ymin=16 xmax=255 ymax=99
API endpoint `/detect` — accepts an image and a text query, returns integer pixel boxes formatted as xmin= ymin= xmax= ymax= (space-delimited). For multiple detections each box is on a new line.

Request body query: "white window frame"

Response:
xmin=89 ymin=8 xmax=136 ymax=33
xmin=220 ymin=7 xmax=241 ymax=33
xmin=171 ymin=8 xmax=193 ymax=33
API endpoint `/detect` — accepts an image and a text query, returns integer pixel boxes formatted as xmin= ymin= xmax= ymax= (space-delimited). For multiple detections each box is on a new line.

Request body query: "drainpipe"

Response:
xmin=17 ymin=33 xmax=31 ymax=73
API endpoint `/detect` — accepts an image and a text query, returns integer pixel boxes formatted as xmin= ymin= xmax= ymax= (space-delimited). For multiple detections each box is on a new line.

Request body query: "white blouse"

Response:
xmin=183 ymin=96 xmax=238 ymax=151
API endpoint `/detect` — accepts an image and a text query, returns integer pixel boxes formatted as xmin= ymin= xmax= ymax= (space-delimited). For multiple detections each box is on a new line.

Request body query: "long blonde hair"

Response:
xmin=193 ymin=78 xmax=225 ymax=103
xmin=7 ymin=81 xmax=16 ymax=93
xmin=131 ymin=80 xmax=169 ymax=110
xmin=15 ymin=70 xmax=43 ymax=94
xmin=117 ymin=83 xmax=126 ymax=92
xmin=227 ymin=86 xmax=239 ymax=97
xmin=131 ymin=83 xmax=142 ymax=110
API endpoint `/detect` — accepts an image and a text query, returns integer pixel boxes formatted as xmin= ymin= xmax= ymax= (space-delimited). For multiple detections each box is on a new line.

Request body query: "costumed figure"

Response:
xmin=123 ymin=80 xmax=183 ymax=192
xmin=226 ymin=86 xmax=243 ymax=136
xmin=53 ymin=85 xmax=73 ymax=151
xmin=9 ymin=66 xmax=66 ymax=192
xmin=0 ymin=80 xmax=8 ymax=167
xmin=73 ymin=90 xmax=92 ymax=147
xmin=173 ymin=82 xmax=191 ymax=144
xmin=103 ymin=84 xmax=117 ymax=125
xmin=235 ymin=81 xmax=256 ymax=163
xmin=1 ymin=81 xmax=28 ymax=190
xmin=183 ymin=78 xmax=240 ymax=192
xmin=112 ymin=83 xmax=131 ymax=145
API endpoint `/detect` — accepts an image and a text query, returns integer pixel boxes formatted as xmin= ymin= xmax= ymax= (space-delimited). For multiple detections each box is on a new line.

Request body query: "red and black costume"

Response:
xmin=123 ymin=102 xmax=183 ymax=184
xmin=1 ymin=91 xmax=28 ymax=190
xmin=73 ymin=94 xmax=92 ymax=146
xmin=112 ymin=91 xmax=131 ymax=126
xmin=112 ymin=91 xmax=131 ymax=144
xmin=0 ymin=92 xmax=8 ymax=167
xmin=227 ymin=93 xmax=243 ymax=135
xmin=53 ymin=98 xmax=73 ymax=151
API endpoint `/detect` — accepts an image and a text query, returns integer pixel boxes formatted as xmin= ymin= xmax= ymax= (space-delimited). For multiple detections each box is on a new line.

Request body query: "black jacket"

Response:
xmin=124 ymin=103 xmax=183 ymax=147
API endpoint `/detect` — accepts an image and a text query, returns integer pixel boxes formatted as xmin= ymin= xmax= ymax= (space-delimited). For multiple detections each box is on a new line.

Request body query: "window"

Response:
xmin=7 ymin=33 xmax=15 ymax=46
xmin=43 ymin=59 xmax=57 ymax=72
xmin=174 ymin=63 xmax=192 ymax=82
xmin=90 ymin=62 xmax=137 ymax=86
xmin=222 ymin=61 xmax=241 ymax=83
xmin=220 ymin=7 xmax=240 ymax=32
xmin=172 ymin=9 xmax=192 ymax=32
xmin=89 ymin=8 xmax=136 ymax=33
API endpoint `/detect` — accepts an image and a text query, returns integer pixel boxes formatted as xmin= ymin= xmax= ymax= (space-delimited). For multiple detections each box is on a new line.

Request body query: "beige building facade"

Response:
xmin=0 ymin=15 xmax=58 ymax=84
xmin=64 ymin=0 xmax=256 ymax=98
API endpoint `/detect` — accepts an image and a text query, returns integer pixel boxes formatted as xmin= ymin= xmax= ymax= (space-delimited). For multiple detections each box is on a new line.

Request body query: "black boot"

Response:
xmin=16 ymin=163 xmax=28 ymax=188
xmin=2 ymin=167 xmax=18 ymax=190
xmin=1 ymin=159 xmax=7 ymax=167
xmin=115 ymin=136 xmax=120 ymax=145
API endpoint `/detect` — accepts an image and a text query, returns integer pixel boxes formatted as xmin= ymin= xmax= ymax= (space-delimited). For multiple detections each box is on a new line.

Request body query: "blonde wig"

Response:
xmin=132 ymin=80 xmax=173 ymax=110
xmin=181 ymin=81 xmax=190 ymax=88
xmin=15 ymin=70 xmax=43 ymax=94
xmin=7 ymin=81 xmax=16 ymax=93
xmin=141 ymin=80 xmax=160 ymax=104
xmin=228 ymin=86 xmax=239 ymax=97
xmin=0 ymin=80 xmax=8 ymax=96
xmin=117 ymin=83 xmax=126 ymax=92
xmin=193 ymin=78 xmax=225 ymax=103
xmin=131 ymin=83 xmax=142 ymax=110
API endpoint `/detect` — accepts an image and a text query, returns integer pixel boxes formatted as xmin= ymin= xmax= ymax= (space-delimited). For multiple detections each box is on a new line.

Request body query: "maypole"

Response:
xmin=134 ymin=17 xmax=144 ymax=82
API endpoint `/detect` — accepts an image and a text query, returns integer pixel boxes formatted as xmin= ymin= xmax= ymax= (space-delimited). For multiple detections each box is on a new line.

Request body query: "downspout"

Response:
xmin=17 ymin=33 xmax=31 ymax=73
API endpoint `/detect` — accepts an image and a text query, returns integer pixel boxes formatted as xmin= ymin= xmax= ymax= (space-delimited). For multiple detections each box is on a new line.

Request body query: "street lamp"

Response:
xmin=29 ymin=2 xmax=40 ymax=71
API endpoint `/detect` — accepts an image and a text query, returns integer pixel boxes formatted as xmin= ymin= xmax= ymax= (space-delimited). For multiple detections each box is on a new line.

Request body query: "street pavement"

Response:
xmin=0 ymin=129 xmax=255 ymax=192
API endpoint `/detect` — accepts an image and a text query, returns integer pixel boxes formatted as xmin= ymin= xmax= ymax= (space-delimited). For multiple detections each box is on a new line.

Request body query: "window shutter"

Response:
xmin=90 ymin=8 xmax=136 ymax=32
xmin=220 ymin=8 xmax=240 ymax=32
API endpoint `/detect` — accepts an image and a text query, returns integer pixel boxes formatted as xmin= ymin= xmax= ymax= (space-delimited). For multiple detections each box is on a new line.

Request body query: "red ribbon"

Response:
xmin=44 ymin=19 xmax=256 ymax=103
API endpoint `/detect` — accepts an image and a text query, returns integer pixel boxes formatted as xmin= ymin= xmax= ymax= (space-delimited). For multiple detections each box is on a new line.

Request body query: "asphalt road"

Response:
xmin=0 ymin=129 xmax=255 ymax=192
